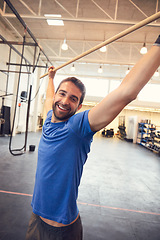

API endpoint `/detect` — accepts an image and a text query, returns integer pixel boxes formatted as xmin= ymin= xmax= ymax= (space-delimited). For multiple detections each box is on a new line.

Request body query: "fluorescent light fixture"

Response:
xmin=45 ymin=14 xmax=64 ymax=26
xmin=100 ymin=46 xmax=107 ymax=52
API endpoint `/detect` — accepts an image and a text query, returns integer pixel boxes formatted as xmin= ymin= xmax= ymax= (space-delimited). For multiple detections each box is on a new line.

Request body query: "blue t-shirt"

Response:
xmin=31 ymin=110 xmax=95 ymax=224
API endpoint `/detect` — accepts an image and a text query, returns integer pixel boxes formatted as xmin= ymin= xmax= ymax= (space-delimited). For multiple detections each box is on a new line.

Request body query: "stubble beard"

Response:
xmin=52 ymin=102 xmax=77 ymax=121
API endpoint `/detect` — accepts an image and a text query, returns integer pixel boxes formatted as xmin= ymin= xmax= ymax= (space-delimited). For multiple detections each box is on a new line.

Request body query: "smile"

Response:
xmin=57 ymin=104 xmax=70 ymax=112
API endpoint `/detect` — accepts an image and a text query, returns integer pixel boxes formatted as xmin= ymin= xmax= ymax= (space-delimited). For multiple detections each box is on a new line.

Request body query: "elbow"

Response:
xmin=128 ymin=93 xmax=137 ymax=103
xmin=122 ymin=89 xmax=138 ymax=105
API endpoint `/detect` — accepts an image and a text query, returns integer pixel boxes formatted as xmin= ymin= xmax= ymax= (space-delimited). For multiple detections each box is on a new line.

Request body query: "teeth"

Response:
xmin=58 ymin=105 xmax=68 ymax=111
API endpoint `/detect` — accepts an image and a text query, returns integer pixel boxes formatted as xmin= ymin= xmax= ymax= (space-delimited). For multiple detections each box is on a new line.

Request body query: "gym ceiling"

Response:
xmin=0 ymin=0 xmax=160 ymax=87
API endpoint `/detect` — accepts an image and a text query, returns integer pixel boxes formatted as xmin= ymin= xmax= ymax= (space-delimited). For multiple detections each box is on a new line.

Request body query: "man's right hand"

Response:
xmin=48 ymin=66 xmax=56 ymax=79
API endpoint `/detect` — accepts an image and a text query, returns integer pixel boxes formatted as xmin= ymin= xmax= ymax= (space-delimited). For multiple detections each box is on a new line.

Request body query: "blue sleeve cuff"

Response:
xmin=153 ymin=35 xmax=160 ymax=46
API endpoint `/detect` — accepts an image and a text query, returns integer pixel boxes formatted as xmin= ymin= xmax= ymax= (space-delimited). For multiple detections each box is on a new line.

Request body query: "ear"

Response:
xmin=77 ymin=104 xmax=82 ymax=111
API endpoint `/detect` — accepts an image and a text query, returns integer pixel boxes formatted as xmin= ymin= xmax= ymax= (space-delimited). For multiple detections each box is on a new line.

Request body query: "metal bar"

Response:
xmin=0 ymin=35 xmax=31 ymax=64
xmin=6 ymin=63 xmax=47 ymax=68
xmin=18 ymin=0 xmax=37 ymax=16
xmin=3 ymin=13 xmax=160 ymax=27
xmin=0 ymin=40 xmax=37 ymax=46
xmin=156 ymin=0 xmax=159 ymax=13
xmin=91 ymin=0 xmax=113 ymax=20
xmin=33 ymin=51 xmax=41 ymax=73
xmin=24 ymin=84 xmax=32 ymax=151
xmin=26 ymin=66 xmax=31 ymax=94
xmin=2 ymin=1 xmax=6 ymax=14
xmin=40 ymin=11 xmax=160 ymax=79
xmin=32 ymin=44 xmax=37 ymax=73
xmin=114 ymin=0 xmax=119 ymax=20
xmin=0 ymin=93 xmax=13 ymax=97
xmin=4 ymin=0 xmax=53 ymax=66
xmin=0 ymin=70 xmax=8 ymax=76
xmin=0 ymin=70 xmax=31 ymax=74
xmin=54 ymin=0 xmax=75 ymax=18
xmin=6 ymin=47 xmax=11 ymax=94
xmin=9 ymin=35 xmax=26 ymax=156
xmin=128 ymin=0 xmax=148 ymax=18
xmin=76 ymin=0 xmax=80 ymax=18
xmin=38 ymin=0 xmax=42 ymax=16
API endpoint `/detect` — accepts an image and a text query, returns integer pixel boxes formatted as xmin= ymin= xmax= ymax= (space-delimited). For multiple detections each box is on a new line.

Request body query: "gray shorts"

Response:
xmin=25 ymin=212 xmax=83 ymax=240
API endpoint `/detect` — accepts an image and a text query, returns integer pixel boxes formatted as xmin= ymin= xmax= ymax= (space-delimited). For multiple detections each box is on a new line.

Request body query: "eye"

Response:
xmin=59 ymin=92 xmax=65 ymax=97
xmin=70 ymin=97 xmax=77 ymax=103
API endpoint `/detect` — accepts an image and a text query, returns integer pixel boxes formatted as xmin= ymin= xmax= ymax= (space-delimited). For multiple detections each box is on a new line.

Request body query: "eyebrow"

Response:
xmin=58 ymin=90 xmax=79 ymax=101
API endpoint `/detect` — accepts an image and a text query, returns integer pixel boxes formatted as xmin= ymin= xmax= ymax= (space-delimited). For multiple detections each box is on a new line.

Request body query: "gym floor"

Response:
xmin=0 ymin=131 xmax=160 ymax=240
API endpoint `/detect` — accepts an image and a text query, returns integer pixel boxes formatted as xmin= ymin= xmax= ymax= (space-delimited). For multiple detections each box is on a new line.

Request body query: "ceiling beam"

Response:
xmin=54 ymin=0 xmax=75 ymax=18
xmin=91 ymin=0 xmax=113 ymax=20
xmin=128 ymin=0 xmax=148 ymax=18
xmin=76 ymin=0 xmax=80 ymax=18
xmin=38 ymin=0 xmax=42 ymax=16
xmin=2 ymin=13 xmax=160 ymax=27
xmin=114 ymin=0 xmax=119 ymax=20
xmin=18 ymin=0 xmax=37 ymax=16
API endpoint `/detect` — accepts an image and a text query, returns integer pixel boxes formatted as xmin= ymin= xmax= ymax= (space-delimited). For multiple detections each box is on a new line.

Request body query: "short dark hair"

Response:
xmin=56 ymin=77 xmax=86 ymax=105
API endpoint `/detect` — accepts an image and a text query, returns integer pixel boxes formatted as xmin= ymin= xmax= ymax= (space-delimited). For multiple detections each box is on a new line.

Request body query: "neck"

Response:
xmin=51 ymin=113 xmax=68 ymax=123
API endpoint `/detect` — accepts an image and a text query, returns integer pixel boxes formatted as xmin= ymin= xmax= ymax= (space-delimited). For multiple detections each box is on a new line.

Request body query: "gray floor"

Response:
xmin=0 ymin=131 xmax=160 ymax=240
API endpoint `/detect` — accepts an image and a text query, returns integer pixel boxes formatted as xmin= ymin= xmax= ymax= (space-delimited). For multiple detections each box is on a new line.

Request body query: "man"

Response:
xmin=26 ymin=35 xmax=160 ymax=240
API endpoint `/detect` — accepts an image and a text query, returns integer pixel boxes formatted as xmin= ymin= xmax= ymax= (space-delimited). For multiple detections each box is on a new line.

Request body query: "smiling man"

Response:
xmin=52 ymin=79 xmax=83 ymax=122
xmin=26 ymin=35 xmax=160 ymax=240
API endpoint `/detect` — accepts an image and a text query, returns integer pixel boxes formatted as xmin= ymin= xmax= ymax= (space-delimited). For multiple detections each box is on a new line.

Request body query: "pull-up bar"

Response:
xmin=4 ymin=0 xmax=53 ymax=66
xmin=40 ymin=11 xmax=160 ymax=79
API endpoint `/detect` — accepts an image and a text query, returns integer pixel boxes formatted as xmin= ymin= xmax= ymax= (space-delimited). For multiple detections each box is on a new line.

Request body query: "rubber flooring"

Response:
xmin=0 ymin=132 xmax=160 ymax=240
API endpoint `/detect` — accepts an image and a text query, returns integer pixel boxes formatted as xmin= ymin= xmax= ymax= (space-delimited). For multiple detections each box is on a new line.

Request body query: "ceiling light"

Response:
xmin=61 ymin=39 xmax=68 ymax=51
xmin=98 ymin=66 xmax=103 ymax=73
xmin=100 ymin=46 xmax=107 ymax=52
xmin=154 ymin=70 xmax=159 ymax=77
xmin=71 ymin=64 xmax=75 ymax=72
xmin=45 ymin=14 xmax=64 ymax=26
xmin=140 ymin=43 xmax=147 ymax=55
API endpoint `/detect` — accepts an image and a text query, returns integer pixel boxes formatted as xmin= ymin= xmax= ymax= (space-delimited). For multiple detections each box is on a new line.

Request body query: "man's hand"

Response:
xmin=48 ymin=66 xmax=56 ymax=79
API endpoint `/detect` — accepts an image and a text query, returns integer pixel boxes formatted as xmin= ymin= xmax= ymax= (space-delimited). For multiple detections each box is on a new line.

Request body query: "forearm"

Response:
xmin=46 ymin=76 xmax=55 ymax=100
xmin=45 ymin=66 xmax=56 ymax=113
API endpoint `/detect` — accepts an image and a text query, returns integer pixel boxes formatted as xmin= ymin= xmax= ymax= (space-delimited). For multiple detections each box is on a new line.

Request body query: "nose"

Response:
xmin=61 ymin=96 xmax=70 ymax=106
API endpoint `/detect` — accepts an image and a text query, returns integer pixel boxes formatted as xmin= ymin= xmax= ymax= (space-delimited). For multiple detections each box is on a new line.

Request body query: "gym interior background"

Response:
xmin=0 ymin=0 xmax=160 ymax=239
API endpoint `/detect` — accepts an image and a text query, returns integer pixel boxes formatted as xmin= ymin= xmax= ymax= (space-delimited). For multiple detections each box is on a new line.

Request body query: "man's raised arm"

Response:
xmin=88 ymin=37 xmax=160 ymax=132
xmin=45 ymin=66 xmax=56 ymax=114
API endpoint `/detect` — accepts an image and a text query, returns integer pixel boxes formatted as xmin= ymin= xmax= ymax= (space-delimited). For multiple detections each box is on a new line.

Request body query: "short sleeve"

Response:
xmin=68 ymin=110 xmax=96 ymax=139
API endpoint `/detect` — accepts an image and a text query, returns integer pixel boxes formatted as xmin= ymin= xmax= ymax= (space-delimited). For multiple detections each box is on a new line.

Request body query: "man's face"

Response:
xmin=52 ymin=81 xmax=82 ymax=123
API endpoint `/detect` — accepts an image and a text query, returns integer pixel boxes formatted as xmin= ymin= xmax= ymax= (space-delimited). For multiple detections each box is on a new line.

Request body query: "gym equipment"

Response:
xmin=0 ymin=93 xmax=12 ymax=136
xmin=2 ymin=0 xmax=52 ymax=156
xmin=20 ymin=91 xmax=27 ymax=102
xmin=0 ymin=106 xmax=11 ymax=135
xmin=137 ymin=121 xmax=160 ymax=156
xmin=4 ymin=0 xmax=53 ymax=66
xmin=29 ymin=145 xmax=36 ymax=152
xmin=101 ymin=128 xmax=114 ymax=138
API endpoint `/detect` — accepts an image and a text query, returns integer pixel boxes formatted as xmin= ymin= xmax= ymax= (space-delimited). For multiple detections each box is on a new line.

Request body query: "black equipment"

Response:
xmin=0 ymin=105 xmax=11 ymax=135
